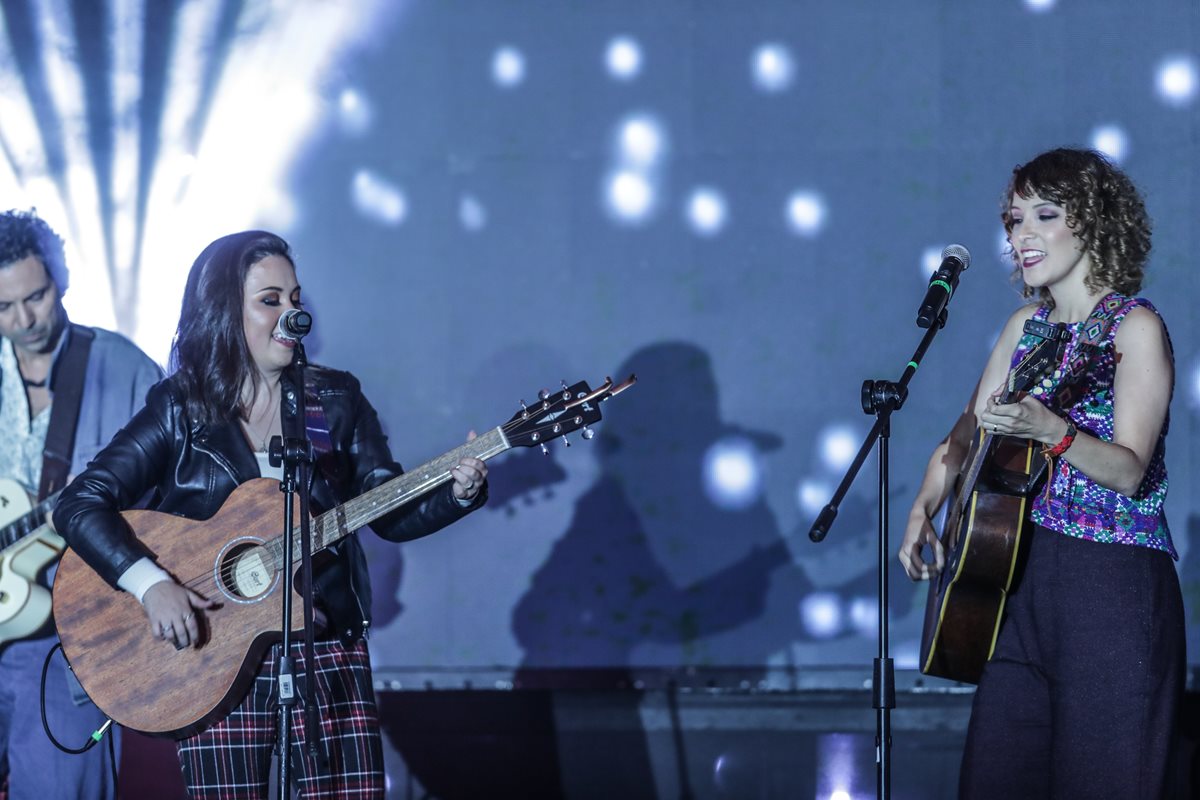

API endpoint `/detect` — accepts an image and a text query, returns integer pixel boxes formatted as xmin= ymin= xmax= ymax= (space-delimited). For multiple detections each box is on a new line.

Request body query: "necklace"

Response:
xmin=244 ymin=401 xmax=280 ymax=452
xmin=16 ymin=360 xmax=48 ymax=389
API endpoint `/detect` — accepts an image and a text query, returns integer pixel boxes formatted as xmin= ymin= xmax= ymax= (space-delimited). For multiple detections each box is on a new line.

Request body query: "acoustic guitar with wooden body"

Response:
xmin=919 ymin=324 xmax=1069 ymax=684
xmin=53 ymin=376 xmax=634 ymax=738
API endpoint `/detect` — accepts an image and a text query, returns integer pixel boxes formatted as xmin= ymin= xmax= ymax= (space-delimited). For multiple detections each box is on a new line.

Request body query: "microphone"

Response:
xmin=275 ymin=308 xmax=312 ymax=341
xmin=916 ymin=244 xmax=971 ymax=328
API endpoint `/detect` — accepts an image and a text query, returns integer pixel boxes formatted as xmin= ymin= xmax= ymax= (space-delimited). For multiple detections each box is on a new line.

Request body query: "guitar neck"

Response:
xmin=0 ymin=493 xmax=58 ymax=551
xmin=302 ymin=426 xmax=511 ymax=555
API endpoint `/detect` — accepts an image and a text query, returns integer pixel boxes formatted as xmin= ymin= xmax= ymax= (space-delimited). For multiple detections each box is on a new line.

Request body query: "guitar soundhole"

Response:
xmin=217 ymin=541 xmax=277 ymax=602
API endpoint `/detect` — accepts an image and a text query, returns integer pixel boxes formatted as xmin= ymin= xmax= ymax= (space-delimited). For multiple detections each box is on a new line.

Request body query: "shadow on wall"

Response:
xmin=381 ymin=341 xmax=813 ymax=798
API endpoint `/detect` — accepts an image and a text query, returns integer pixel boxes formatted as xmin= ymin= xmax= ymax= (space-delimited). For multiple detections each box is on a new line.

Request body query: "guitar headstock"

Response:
xmin=503 ymin=375 xmax=636 ymax=450
xmin=1005 ymin=322 xmax=1069 ymax=399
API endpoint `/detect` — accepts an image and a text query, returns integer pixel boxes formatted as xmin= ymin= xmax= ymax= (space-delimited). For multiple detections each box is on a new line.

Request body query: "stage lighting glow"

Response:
xmin=798 ymin=479 xmax=832 ymax=515
xmin=1191 ymin=361 xmax=1200 ymax=408
xmin=352 ymin=169 xmax=407 ymax=226
xmin=1090 ymin=124 xmax=1129 ymax=163
xmin=338 ymin=87 xmax=373 ymax=136
xmin=1023 ymin=0 xmax=1056 ymax=12
xmin=820 ymin=426 xmax=857 ymax=471
xmin=493 ymin=46 xmax=527 ymax=88
xmin=617 ymin=114 xmax=666 ymax=169
xmin=800 ymin=592 xmax=842 ymax=638
xmin=785 ymin=191 xmax=826 ymax=237
xmin=816 ymin=734 xmax=860 ymax=800
xmin=751 ymin=43 xmax=796 ymax=93
xmin=606 ymin=36 xmax=643 ymax=81
xmin=605 ymin=169 xmax=656 ymax=223
xmin=703 ymin=437 xmax=764 ymax=510
xmin=686 ymin=187 xmax=727 ymax=236
xmin=1156 ymin=56 xmax=1197 ymax=106
xmin=459 ymin=194 xmax=487 ymax=231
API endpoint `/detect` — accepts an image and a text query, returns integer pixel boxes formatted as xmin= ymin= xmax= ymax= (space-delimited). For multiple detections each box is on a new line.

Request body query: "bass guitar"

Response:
xmin=919 ymin=323 xmax=1069 ymax=684
xmin=0 ymin=480 xmax=65 ymax=648
xmin=53 ymin=376 xmax=634 ymax=737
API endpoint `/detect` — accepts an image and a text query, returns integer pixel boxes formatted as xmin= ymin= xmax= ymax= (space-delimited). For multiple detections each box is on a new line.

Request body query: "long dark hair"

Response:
xmin=1001 ymin=148 xmax=1152 ymax=305
xmin=169 ymin=230 xmax=294 ymax=424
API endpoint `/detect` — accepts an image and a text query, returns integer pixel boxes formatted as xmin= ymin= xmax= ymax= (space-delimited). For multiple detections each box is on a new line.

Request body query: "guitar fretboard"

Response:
xmin=0 ymin=493 xmax=58 ymax=552
xmin=262 ymin=426 xmax=511 ymax=566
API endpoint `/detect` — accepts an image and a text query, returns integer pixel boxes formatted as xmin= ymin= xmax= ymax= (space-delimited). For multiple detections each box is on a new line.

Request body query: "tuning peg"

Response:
xmin=519 ymin=399 xmax=529 ymax=420
xmin=562 ymin=436 xmax=571 ymax=447
xmin=561 ymin=380 xmax=571 ymax=400
xmin=581 ymin=425 xmax=595 ymax=440
xmin=540 ymin=442 xmax=549 ymax=455
xmin=538 ymin=388 xmax=550 ymax=401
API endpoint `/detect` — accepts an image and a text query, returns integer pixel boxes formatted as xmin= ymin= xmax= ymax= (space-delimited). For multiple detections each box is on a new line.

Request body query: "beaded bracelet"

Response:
xmin=1043 ymin=420 xmax=1077 ymax=458
xmin=1040 ymin=420 xmax=1077 ymax=501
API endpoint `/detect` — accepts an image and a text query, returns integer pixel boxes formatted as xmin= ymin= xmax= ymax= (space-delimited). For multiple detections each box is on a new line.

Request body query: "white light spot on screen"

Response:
xmin=894 ymin=642 xmax=920 ymax=669
xmin=797 ymin=479 xmax=831 ymax=515
xmin=337 ymin=88 xmax=372 ymax=136
xmin=848 ymin=596 xmax=875 ymax=637
xmin=1190 ymin=361 xmax=1200 ymax=408
xmin=459 ymin=194 xmax=487 ymax=231
xmin=820 ymin=425 xmax=857 ymax=471
xmin=352 ymin=170 xmax=406 ymax=226
xmin=751 ymin=43 xmax=795 ymax=93
xmin=1156 ymin=56 xmax=1197 ymax=106
xmin=997 ymin=227 xmax=1013 ymax=266
xmin=921 ymin=245 xmax=948 ymax=277
xmin=492 ymin=46 xmax=526 ymax=88
xmin=1090 ymin=124 xmax=1128 ymax=163
xmin=830 ymin=791 xmax=852 ymax=800
xmin=617 ymin=115 xmax=666 ymax=168
xmin=785 ymin=191 xmax=826 ymax=237
xmin=606 ymin=36 xmax=642 ymax=80
xmin=1023 ymin=0 xmax=1056 ymax=12
xmin=605 ymin=169 xmax=655 ymax=223
xmin=800 ymin=592 xmax=842 ymax=638
xmin=702 ymin=437 xmax=763 ymax=510
xmin=686 ymin=187 xmax=727 ymax=236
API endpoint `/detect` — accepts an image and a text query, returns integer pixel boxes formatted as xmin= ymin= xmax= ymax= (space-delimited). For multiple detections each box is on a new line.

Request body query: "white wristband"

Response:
xmin=116 ymin=557 xmax=172 ymax=604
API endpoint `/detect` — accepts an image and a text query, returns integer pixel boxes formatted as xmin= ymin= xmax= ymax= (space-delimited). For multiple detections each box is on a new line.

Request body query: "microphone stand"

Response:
xmin=268 ymin=341 xmax=319 ymax=799
xmin=808 ymin=308 xmax=948 ymax=800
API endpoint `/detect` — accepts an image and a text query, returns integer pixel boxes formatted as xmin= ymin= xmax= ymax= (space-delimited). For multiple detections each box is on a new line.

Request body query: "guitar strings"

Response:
xmin=168 ymin=410 xmax=583 ymax=600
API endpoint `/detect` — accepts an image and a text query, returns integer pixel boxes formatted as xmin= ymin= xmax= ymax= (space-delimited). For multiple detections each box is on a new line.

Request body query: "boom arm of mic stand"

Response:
xmin=806 ymin=312 xmax=942 ymax=543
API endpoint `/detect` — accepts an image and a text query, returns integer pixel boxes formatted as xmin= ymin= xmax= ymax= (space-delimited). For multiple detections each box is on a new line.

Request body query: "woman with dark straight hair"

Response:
xmin=55 ymin=230 xmax=489 ymax=798
xmin=899 ymin=148 xmax=1184 ymax=799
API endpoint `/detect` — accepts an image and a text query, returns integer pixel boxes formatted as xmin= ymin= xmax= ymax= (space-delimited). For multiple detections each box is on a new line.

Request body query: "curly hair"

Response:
xmin=0 ymin=209 xmax=69 ymax=293
xmin=1001 ymin=148 xmax=1151 ymax=304
xmin=169 ymin=230 xmax=294 ymax=425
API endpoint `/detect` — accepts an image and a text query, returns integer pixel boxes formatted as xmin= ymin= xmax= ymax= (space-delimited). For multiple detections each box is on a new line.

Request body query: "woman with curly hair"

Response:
xmin=899 ymin=148 xmax=1183 ymax=799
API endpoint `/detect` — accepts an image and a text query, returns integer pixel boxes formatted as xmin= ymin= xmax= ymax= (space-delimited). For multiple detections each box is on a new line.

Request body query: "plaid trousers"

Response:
xmin=177 ymin=638 xmax=385 ymax=799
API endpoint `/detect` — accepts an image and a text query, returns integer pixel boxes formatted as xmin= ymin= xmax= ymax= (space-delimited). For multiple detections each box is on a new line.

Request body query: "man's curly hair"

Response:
xmin=1001 ymin=148 xmax=1151 ymax=305
xmin=0 ymin=209 xmax=69 ymax=293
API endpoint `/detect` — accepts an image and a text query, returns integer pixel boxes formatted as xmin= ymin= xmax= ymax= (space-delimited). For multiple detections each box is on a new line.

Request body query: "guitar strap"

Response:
xmin=1049 ymin=292 xmax=1128 ymax=410
xmin=303 ymin=386 xmax=339 ymax=486
xmin=38 ymin=324 xmax=95 ymax=502
xmin=1017 ymin=293 xmax=1129 ymax=497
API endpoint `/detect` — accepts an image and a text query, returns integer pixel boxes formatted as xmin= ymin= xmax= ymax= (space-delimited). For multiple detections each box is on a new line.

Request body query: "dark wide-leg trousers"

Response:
xmin=959 ymin=525 xmax=1185 ymax=800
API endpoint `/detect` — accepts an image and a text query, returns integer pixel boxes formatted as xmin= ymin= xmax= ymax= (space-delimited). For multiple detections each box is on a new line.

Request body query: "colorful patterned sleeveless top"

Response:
xmin=1009 ymin=294 xmax=1175 ymax=558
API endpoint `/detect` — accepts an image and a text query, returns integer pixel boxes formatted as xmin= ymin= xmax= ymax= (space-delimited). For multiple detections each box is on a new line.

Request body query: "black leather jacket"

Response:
xmin=54 ymin=366 xmax=481 ymax=645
